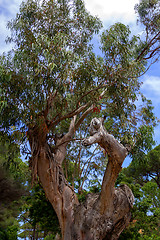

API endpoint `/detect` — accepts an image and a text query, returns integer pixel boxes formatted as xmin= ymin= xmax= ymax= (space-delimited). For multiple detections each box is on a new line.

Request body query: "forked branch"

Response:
xmin=83 ymin=117 xmax=130 ymax=213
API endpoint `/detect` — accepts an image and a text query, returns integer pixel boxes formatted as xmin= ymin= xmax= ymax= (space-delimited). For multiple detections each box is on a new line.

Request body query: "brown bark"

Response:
xmin=28 ymin=117 xmax=134 ymax=240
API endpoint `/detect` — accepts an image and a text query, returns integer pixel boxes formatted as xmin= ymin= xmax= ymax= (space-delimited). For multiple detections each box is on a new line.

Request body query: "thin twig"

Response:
xmin=136 ymin=31 xmax=160 ymax=61
xmin=54 ymin=138 xmax=84 ymax=149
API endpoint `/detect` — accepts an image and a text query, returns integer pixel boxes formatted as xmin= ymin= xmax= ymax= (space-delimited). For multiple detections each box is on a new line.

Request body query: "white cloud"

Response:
xmin=142 ymin=74 xmax=160 ymax=129
xmin=135 ymin=74 xmax=160 ymax=145
xmin=142 ymin=75 xmax=160 ymax=97
xmin=0 ymin=15 xmax=11 ymax=54
xmin=85 ymin=0 xmax=143 ymax=36
xmin=0 ymin=0 xmax=22 ymax=16
xmin=85 ymin=0 xmax=139 ymax=24
xmin=0 ymin=0 xmax=22 ymax=54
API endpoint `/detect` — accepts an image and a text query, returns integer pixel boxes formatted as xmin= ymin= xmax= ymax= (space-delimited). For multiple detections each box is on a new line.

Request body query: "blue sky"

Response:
xmin=0 ymin=0 xmax=160 ymax=165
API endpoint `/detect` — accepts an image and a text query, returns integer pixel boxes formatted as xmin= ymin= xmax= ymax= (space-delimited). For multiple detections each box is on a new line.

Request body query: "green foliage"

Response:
xmin=6 ymin=225 xmax=18 ymax=240
xmin=122 ymin=144 xmax=160 ymax=187
xmin=29 ymin=185 xmax=60 ymax=232
xmin=44 ymin=234 xmax=58 ymax=240
xmin=0 ymin=0 xmax=102 ymax=129
xmin=135 ymin=0 xmax=160 ymax=61
xmin=19 ymin=184 xmax=60 ymax=239
xmin=119 ymin=180 xmax=160 ymax=239
xmin=135 ymin=0 xmax=160 ymax=35
xmin=0 ymin=138 xmax=29 ymax=240
xmin=100 ymin=23 xmax=146 ymax=138
xmin=0 ymin=0 xmax=157 ymax=151
xmin=101 ymin=23 xmax=142 ymax=63
xmin=77 ymin=190 xmax=88 ymax=203
xmin=118 ymin=145 xmax=160 ymax=239
xmin=0 ymin=228 xmax=8 ymax=240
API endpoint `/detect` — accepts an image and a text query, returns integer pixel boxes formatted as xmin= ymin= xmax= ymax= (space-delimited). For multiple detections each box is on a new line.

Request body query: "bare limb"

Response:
xmin=143 ymin=46 xmax=160 ymax=60
xmin=75 ymin=105 xmax=94 ymax=130
xmin=53 ymin=138 xmax=84 ymax=149
xmin=79 ymin=146 xmax=99 ymax=192
xmin=49 ymin=103 xmax=89 ymax=130
xmin=136 ymin=31 xmax=160 ymax=61
xmin=82 ymin=117 xmax=131 ymax=214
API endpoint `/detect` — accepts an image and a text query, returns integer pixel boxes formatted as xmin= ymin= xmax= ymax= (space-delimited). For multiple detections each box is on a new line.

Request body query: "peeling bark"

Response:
xmin=28 ymin=117 xmax=134 ymax=240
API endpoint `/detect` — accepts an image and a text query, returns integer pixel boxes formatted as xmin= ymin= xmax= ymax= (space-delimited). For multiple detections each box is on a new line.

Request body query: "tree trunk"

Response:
xmin=28 ymin=117 xmax=134 ymax=240
xmin=32 ymin=225 xmax=36 ymax=240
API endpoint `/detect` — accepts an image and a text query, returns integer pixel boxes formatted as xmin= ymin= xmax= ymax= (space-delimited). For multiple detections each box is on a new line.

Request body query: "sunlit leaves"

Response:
xmin=135 ymin=0 xmax=160 ymax=35
xmin=134 ymin=0 xmax=160 ymax=61
xmin=1 ymin=0 xmax=103 ymax=129
xmin=0 ymin=0 xmax=157 ymax=143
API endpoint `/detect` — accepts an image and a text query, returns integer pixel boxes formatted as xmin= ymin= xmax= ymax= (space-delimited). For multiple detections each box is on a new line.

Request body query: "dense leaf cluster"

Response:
xmin=118 ymin=145 xmax=160 ymax=240
xmin=0 ymin=0 xmax=156 ymax=148
xmin=135 ymin=0 xmax=160 ymax=61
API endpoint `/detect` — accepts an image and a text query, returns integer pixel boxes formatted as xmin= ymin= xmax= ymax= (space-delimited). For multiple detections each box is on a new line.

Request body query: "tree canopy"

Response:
xmin=135 ymin=0 xmax=160 ymax=61
xmin=0 ymin=0 xmax=157 ymax=160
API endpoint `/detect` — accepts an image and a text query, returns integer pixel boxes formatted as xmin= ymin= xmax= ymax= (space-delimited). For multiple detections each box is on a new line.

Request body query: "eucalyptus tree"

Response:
xmin=135 ymin=0 xmax=160 ymax=61
xmin=119 ymin=144 xmax=160 ymax=189
xmin=117 ymin=146 xmax=160 ymax=240
xmin=0 ymin=0 xmax=158 ymax=239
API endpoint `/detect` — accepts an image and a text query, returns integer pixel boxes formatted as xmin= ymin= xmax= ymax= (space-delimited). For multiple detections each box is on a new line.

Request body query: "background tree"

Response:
xmin=119 ymin=181 xmax=160 ymax=240
xmin=0 ymin=137 xmax=28 ymax=240
xmin=19 ymin=184 xmax=60 ymax=240
xmin=121 ymin=144 xmax=160 ymax=188
xmin=118 ymin=145 xmax=160 ymax=240
xmin=0 ymin=137 xmax=61 ymax=240
xmin=0 ymin=0 xmax=159 ymax=239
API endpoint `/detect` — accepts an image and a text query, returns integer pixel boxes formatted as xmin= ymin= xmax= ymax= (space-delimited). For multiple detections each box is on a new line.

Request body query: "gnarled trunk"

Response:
xmin=28 ymin=117 xmax=134 ymax=240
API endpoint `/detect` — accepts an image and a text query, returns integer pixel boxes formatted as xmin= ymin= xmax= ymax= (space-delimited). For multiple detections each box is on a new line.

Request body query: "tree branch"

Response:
xmin=143 ymin=46 xmax=160 ymax=60
xmin=75 ymin=105 xmax=94 ymax=130
xmin=82 ymin=117 xmax=129 ymax=214
xmin=76 ymin=84 xmax=107 ymax=107
xmin=49 ymin=104 xmax=89 ymax=130
xmin=43 ymin=90 xmax=58 ymax=119
xmin=136 ymin=31 xmax=160 ymax=61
